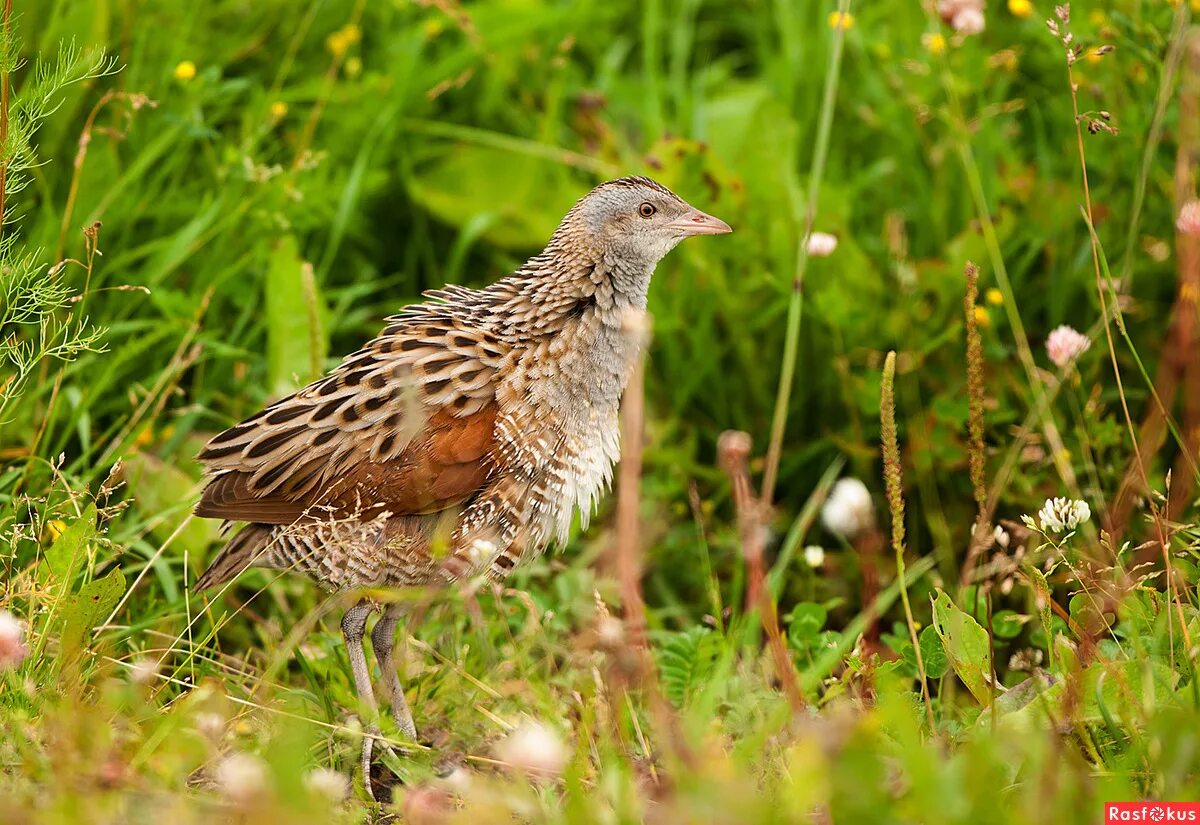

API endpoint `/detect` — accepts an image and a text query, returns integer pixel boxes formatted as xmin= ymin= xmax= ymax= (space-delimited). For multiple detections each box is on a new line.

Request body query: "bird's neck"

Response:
xmin=510 ymin=246 xmax=655 ymax=318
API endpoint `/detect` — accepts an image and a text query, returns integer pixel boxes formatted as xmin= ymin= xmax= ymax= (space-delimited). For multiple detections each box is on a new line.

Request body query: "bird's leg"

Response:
xmin=370 ymin=602 xmax=417 ymax=740
xmin=341 ymin=600 xmax=380 ymax=797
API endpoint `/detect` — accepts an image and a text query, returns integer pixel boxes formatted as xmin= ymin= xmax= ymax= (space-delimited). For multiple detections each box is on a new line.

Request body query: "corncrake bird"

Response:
xmin=192 ymin=176 xmax=731 ymax=793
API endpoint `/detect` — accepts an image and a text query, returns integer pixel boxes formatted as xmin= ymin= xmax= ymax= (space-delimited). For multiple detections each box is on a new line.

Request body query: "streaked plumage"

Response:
xmin=191 ymin=176 xmax=731 ymax=794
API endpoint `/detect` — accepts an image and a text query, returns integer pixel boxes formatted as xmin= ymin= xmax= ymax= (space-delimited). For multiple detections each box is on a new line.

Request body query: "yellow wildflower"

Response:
xmin=973 ymin=306 xmax=991 ymax=328
xmin=1007 ymin=0 xmax=1034 ymax=17
xmin=345 ymin=56 xmax=363 ymax=78
xmin=922 ymin=32 xmax=947 ymax=55
xmin=174 ymin=61 xmax=197 ymax=82
xmin=985 ymin=288 xmax=1004 ymax=306
xmin=828 ymin=11 xmax=855 ymax=30
xmin=269 ymin=101 xmax=288 ymax=119
xmin=326 ymin=23 xmax=362 ymax=57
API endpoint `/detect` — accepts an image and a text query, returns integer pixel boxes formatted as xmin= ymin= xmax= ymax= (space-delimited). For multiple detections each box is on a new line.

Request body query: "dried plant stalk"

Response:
xmin=881 ymin=352 xmax=935 ymax=728
xmin=718 ymin=430 xmax=806 ymax=712
xmin=960 ymin=261 xmax=994 ymax=588
xmin=963 ymin=262 xmax=988 ymax=518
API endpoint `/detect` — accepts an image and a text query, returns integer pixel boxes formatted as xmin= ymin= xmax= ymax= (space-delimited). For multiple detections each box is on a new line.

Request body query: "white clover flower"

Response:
xmin=0 ymin=611 xmax=27 ymax=670
xmin=1046 ymin=325 xmax=1090 ymax=368
xmin=803 ymin=545 xmax=826 ymax=568
xmin=806 ymin=232 xmax=838 ymax=257
xmin=1034 ymin=497 xmax=1091 ymax=534
xmin=214 ymin=752 xmax=269 ymax=803
xmin=304 ymin=767 xmax=349 ymax=803
xmin=495 ymin=720 xmax=569 ymax=777
xmin=821 ymin=478 xmax=876 ymax=539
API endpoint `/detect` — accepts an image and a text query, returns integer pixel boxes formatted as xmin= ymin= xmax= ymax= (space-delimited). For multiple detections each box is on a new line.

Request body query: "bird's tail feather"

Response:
xmin=194 ymin=523 xmax=273 ymax=591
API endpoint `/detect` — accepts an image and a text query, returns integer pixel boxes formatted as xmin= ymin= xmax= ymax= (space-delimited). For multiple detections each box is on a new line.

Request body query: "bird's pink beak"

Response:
xmin=668 ymin=208 xmax=733 ymax=236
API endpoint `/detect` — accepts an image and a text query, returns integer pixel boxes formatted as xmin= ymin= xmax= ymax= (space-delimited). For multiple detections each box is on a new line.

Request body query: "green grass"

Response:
xmin=3 ymin=0 xmax=1200 ymax=821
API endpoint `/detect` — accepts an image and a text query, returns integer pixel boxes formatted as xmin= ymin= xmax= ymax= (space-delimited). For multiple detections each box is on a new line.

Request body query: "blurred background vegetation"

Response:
xmin=2 ymin=0 xmax=1200 ymax=822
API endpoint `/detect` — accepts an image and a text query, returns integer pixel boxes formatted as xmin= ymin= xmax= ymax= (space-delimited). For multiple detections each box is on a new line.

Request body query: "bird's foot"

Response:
xmin=360 ymin=726 xmax=380 ymax=802
xmin=361 ymin=724 xmax=418 ymax=803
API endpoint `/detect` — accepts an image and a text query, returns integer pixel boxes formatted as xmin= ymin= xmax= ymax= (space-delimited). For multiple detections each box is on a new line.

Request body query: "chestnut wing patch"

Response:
xmin=195 ymin=315 xmax=506 ymax=525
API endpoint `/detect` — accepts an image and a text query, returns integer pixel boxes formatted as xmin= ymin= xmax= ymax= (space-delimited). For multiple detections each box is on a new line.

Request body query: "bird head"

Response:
xmin=560 ymin=176 xmax=732 ymax=267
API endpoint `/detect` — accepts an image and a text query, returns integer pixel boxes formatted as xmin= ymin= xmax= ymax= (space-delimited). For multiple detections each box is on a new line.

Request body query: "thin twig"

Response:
xmin=718 ymin=430 xmax=806 ymax=713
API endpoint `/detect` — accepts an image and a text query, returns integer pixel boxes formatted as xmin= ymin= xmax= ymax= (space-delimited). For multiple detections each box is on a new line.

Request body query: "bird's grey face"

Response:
xmin=572 ymin=177 xmax=732 ymax=266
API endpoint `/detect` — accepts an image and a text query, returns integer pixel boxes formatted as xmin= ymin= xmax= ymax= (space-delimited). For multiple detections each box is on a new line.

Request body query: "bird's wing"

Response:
xmin=195 ymin=312 xmax=509 ymax=525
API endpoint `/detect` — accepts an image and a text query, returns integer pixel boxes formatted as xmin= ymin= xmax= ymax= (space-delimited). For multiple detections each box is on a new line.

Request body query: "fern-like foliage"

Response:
xmin=655 ymin=626 xmax=718 ymax=709
xmin=0 ymin=33 xmax=116 ymax=422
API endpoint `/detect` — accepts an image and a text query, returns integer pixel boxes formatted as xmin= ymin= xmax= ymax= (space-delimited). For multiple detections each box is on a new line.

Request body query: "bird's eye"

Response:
xmin=638 ymin=202 xmax=656 ymax=218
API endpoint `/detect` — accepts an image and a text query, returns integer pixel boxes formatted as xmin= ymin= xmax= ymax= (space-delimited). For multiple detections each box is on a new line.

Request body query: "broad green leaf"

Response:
xmin=408 ymin=147 xmax=572 ymax=250
xmin=124 ymin=452 xmax=219 ymax=565
xmin=918 ymin=625 xmax=949 ymax=680
xmin=59 ymin=568 xmax=125 ymax=661
xmin=931 ymin=589 xmax=993 ymax=706
xmin=789 ymin=603 xmax=827 ymax=641
xmin=976 ymin=673 xmax=1062 ymax=734
xmin=40 ymin=503 xmax=97 ymax=585
xmin=266 ymin=235 xmax=326 ymax=396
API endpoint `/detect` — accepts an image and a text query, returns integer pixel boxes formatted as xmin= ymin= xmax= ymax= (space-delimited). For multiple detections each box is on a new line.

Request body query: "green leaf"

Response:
xmin=991 ymin=609 xmax=1026 ymax=640
xmin=788 ymin=602 xmax=827 ymax=640
xmin=918 ymin=625 xmax=949 ymax=679
xmin=1069 ymin=592 xmax=1113 ymax=636
xmin=59 ymin=568 xmax=125 ymax=661
xmin=655 ymin=627 xmax=718 ymax=708
xmin=123 ymin=452 xmax=219 ymax=571
xmin=407 ymin=146 xmax=572 ymax=250
xmin=931 ymin=589 xmax=993 ymax=706
xmin=266 ymin=235 xmax=326 ymax=396
xmin=1024 ymin=564 xmax=1055 ymax=669
xmin=40 ymin=503 xmax=97 ymax=585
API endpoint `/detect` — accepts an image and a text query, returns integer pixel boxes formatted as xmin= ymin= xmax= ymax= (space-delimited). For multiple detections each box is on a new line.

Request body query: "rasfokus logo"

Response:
xmin=1106 ymin=803 xmax=1200 ymax=823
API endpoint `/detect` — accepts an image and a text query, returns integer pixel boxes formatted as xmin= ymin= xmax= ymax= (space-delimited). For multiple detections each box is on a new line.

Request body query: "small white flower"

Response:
xmin=1035 ymin=497 xmax=1091 ymax=534
xmin=304 ymin=767 xmax=349 ymax=803
xmin=938 ymin=0 xmax=986 ymax=33
xmin=993 ymin=525 xmax=1010 ymax=548
xmin=806 ymin=232 xmax=839 ymax=257
xmin=821 ymin=478 xmax=876 ymax=539
xmin=595 ymin=615 xmax=625 ymax=648
xmin=0 ymin=611 xmax=27 ymax=670
xmin=495 ymin=720 xmax=569 ymax=777
xmin=1046 ymin=325 xmax=1090 ymax=368
xmin=803 ymin=545 xmax=826 ymax=568
xmin=1177 ymin=200 xmax=1200 ymax=236
xmin=195 ymin=711 xmax=226 ymax=741
xmin=214 ymin=752 xmax=268 ymax=803
xmin=437 ymin=765 xmax=473 ymax=795
xmin=951 ymin=7 xmax=986 ymax=33
xmin=467 ymin=538 xmax=496 ymax=565
xmin=130 ymin=657 xmax=159 ymax=685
